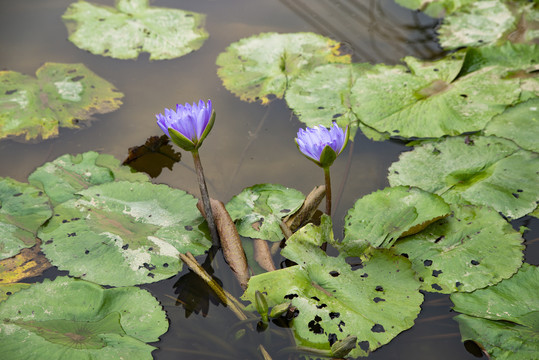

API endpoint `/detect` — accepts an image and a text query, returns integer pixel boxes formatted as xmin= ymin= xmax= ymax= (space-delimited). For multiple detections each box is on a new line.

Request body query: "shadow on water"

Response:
xmin=0 ymin=0 xmax=536 ymax=359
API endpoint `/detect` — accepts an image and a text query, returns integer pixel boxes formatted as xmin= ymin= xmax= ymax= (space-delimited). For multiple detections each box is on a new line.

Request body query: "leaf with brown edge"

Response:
xmin=0 ymin=244 xmax=51 ymax=284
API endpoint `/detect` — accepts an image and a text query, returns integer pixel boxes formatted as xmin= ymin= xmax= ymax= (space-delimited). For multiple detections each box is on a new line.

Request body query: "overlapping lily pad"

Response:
xmin=0 ymin=63 xmax=123 ymax=141
xmin=388 ymin=136 xmax=539 ymax=219
xmin=350 ymin=55 xmax=521 ymax=138
xmin=393 ymin=205 xmax=524 ymax=293
xmin=452 ymin=263 xmax=539 ymax=359
xmin=62 ymin=0 xmax=208 ymax=60
xmin=28 ymin=151 xmax=148 ymax=206
xmin=39 ymin=181 xmax=211 ymax=286
xmin=342 ymin=186 xmax=450 ymax=254
xmin=0 ymin=276 xmax=168 ymax=359
xmin=243 ymin=216 xmax=423 ymax=357
xmin=285 ymin=63 xmax=388 ymax=141
xmin=0 ymin=178 xmax=52 ymax=260
xmin=216 ymin=32 xmax=351 ymax=104
xmin=226 ymin=184 xmax=305 ymax=242
xmin=438 ymin=0 xmax=538 ymax=49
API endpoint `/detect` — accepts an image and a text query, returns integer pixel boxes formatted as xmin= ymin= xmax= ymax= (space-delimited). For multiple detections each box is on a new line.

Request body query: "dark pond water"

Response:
xmin=1 ymin=0 xmax=537 ymax=359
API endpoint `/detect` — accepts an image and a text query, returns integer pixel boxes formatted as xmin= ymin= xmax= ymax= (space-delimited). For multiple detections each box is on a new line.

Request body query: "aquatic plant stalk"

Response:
xmin=324 ymin=166 xmax=331 ymax=216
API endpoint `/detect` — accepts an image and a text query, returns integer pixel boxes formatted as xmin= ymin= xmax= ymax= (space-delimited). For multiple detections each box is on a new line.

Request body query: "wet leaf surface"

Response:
xmin=62 ymin=0 xmax=208 ymax=60
xmin=0 ymin=63 xmax=123 ymax=142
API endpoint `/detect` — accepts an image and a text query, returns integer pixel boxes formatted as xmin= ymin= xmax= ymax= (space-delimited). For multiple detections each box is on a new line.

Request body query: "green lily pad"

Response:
xmin=39 ymin=181 xmax=211 ymax=286
xmin=0 ymin=283 xmax=30 ymax=303
xmin=393 ymin=205 xmax=524 ymax=293
xmin=343 ymin=186 xmax=450 ymax=254
xmin=216 ymin=32 xmax=351 ymax=104
xmin=388 ymin=136 xmax=539 ymax=219
xmin=28 ymin=151 xmax=148 ymax=206
xmin=0 ymin=276 xmax=168 ymax=359
xmin=0 ymin=63 xmax=123 ymax=142
xmin=439 ymin=0 xmax=538 ymax=49
xmin=452 ymin=263 xmax=539 ymax=359
xmin=242 ymin=216 xmax=423 ymax=357
xmin=484 ymin=98 xmax=539 ymax=152
xmin=350 ymin=56 xmax=521 ymax=138
xmin=62 ymin=0 xmax=208 ymax=60
xmin=226 ymin=184 xmax=305 ymax=242
xmin=0 ymin=178 xmax=52 ymax=260
xmin=285 ymin=63 xmax=389 ymax=141
xmin=394 ymin=0 xmax=475 ymax=18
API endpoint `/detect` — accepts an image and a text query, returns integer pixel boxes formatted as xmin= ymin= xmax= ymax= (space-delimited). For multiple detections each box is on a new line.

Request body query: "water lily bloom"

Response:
xmin=295 ymin=123 xmax=349 ymax=168
xmin=156 ymin=100 xmax=215 ymax=152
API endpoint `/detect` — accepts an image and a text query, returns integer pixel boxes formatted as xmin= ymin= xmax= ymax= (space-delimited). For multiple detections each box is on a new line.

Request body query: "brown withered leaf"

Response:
xmin=253 ymin=239 xmax=276 ymax=272
xmin=198 ymin=199 xmax=250 ymax=289
xmin=284 ymin=185 xmax=326 ymax=232
xmin=123 ymin=135 xmax=181 ymax=177
xmin=0 ymin=243 xmax=51 ymax=284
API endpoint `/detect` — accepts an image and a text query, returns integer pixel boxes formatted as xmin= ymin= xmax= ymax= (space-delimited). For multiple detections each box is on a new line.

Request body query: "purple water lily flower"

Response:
xmin=295 ymin=123 xmax=349 ymax=168
xmin=156 ymin=100 xmax=215 ymax=151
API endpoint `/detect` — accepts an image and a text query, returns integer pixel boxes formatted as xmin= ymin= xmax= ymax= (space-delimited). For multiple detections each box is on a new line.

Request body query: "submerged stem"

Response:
xmin=192 ymin=150 xmax=220 ymax=247
xmin=323 ymin=166 xmax=331 ymax=216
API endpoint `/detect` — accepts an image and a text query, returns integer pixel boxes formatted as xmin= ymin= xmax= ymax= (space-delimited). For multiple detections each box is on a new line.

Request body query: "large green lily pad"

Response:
xmin=62 ymin=0 xmax=208 ymax=60
xmin=28 ymin=151 xmax=148 ymax=206
xmin=394 ymin=0 xmax=475 ymax=18
xmin=452 ymin=263 xmax=539 ymax=359
xmin=216 ymin=32 xmax=351 ymax=104
xmin=388 ymin=136 xmax=539 ymax=219
xmin=243 ymin=216 xmax=423 ymax=357
xmin=0 ymin=276 xmax=168 ymax=359
xmin=0 ymin=63 xmax=123 ymax=142
xmin=438 ymin=0 xmax=538 ymax=49
xmin=285 ymin=63 xmax=388 ymax=141
xmin=342 ymin=186 xmax=450 ymax=254
xmin=350 ymin=56 xmax=521 ymax=139
xmin=484 ymin=98 xmax=539 ymax=153
xmin=459 ymin=42 xmax=539 ymax=75
xmin=0 ymin=178 xmax=52 ymax=260
xmin=226 ymin=184 xmax=305 ymax=242
xmin=393 ymin=205 xmax=524 ymax=293
xmin=39 ymin=181 xmax=211 ymax=286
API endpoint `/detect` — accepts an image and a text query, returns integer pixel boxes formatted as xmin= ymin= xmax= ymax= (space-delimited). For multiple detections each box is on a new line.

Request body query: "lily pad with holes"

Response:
xmin=349 ymin=56 xmax=521 ymax=139
xmin=451 ymin=263 xmax=539 ymax=359
xmin=285 ymin=63 xmax=388 ymax=141
xmin=388 ymin=135 xmax=539 ymax=219
xmin=62 ymin=0 xmax=208 ymax=60
xmin=28 ymin=151 xmax=148 ymax=206
xmin=0 ymin=63 xmax=123 ymax=142
xmin=484 ymin=98 xmax=539 ymax=153
xmin=39 ymin=181 xmax=211 ymax=286
xmin=242 ymin=216 xmax=423 ymax=357
xmin=342 ymin=186 xmax=450 ymax=254
xmin=216 ymin=32 xmax=351 ymax=104
xmin=438 ymin=0 xmax=538 ymax=49
xmin=0 ymin=178 xmax=52 ymax=260
xmin=225 ymin=184 xmax=305 ymax=242
xmin=0 ymin=276 xmax=168 ymax=359
xmin=393 ymin=205 xmax=524 ymax=293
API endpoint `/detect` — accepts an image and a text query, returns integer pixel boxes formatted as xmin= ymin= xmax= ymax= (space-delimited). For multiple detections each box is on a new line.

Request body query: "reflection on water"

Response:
xmin=1 ymin=1 xmax=535 ymax=359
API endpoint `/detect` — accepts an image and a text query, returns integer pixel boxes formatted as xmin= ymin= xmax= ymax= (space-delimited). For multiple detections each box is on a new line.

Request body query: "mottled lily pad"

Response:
xmin=393 ymin=205 xmax=524 ymax=293
xmin=216 ymin=32 xmax=351 ymax=104
xmin=438 ymin=0 xmax=538 ymax=49
xmin=0 ymin=276 xmax=168 ymax=359
xmin=62 ymin=0 xmax=208 ymax=60
xmin=39 ymin=181 xmax=211 ymax=286
xmin=452 ymin=263 xmax=539 ymax=359
xmin=0 ymin=178 xmax=52 ymax=260
xmin=484 ymin=98 xmax=539 ymax=153
xmin=388 ymin=136 xmax=539 ymax=219
xmin=0 ymin=63 xmax=123 ymax=141
xmin=242 ymin=216 xmax=423 ymax=357
xmin=28 ymin=151 xmax=148 ymax=206
xmin=342 ymin=186 xmax=450 ymax=254
xmin=350 ymin=56 xmax=520 ymax=139
xmin=394 ymin=0 xmax=475 ymax=18
xmin=226 ymin=184 xmax=305 ymax=242
xmin=285 ymin=63 xmax=388 ymax=141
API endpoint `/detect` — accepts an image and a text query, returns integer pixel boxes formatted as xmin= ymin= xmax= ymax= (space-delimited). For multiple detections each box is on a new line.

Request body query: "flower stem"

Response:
xmin=192 ymin=150 xmax=220 ymax=247
xmin=324 ymin=166 xmax=331 ymax=216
